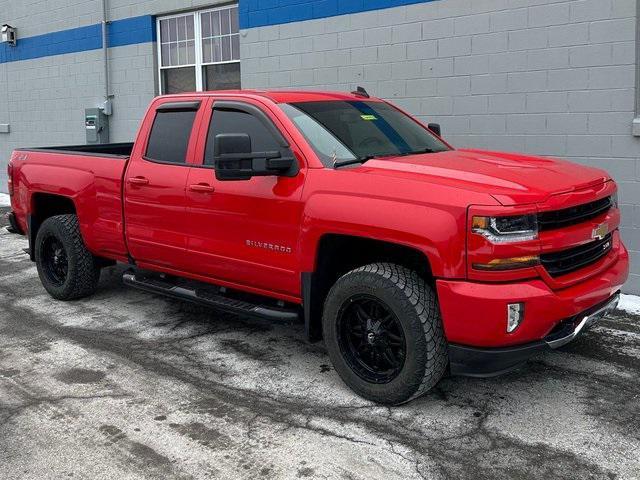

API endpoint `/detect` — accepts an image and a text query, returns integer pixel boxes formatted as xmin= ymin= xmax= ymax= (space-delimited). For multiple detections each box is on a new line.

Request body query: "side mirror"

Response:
xmin=428 ymin=123 xmax=442 ymax=137
xmin=214 ymin=133 xmax=297 ymax=181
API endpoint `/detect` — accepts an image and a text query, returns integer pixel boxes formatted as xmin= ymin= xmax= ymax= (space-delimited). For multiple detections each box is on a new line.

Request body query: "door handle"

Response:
xmin=189 ymin=183 xmax=215 ymax=193
xmin=128 ymin=176 xmax=149 ymax=186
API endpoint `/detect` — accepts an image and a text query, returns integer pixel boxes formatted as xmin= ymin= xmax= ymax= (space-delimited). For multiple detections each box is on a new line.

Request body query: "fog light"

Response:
xmin=507 ymin=303 xmax=524 ymax=333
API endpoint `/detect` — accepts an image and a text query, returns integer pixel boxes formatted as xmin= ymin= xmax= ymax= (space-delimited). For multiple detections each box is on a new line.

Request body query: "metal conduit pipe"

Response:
xmin=101 ymin=0 xmax=112 ymax=115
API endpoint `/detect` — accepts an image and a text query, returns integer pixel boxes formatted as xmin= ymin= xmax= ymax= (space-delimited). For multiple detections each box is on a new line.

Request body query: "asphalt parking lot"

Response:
xmin=1 ymin=206 xmax=639 ymax=480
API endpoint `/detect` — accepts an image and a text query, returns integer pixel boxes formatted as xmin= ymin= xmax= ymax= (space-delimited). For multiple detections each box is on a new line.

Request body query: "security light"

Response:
xmin=1 ymin=24 xmax=17 ymax=46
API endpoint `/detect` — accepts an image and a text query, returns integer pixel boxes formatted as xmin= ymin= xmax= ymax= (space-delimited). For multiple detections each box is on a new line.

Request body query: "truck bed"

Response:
xmin=9 ymin=145 xmax=130 ymax=261
xmin=17 ymin=142 xmax=134 ymax=157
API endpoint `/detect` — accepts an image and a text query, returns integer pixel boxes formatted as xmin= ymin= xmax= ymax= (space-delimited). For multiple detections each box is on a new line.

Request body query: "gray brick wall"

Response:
xmin=0 ymin=0 xmax=228 ymax=186
xmin=0 ymin=44 xmax=155 ymax=184
xmin=0 ymin=0 xmax=228 ymax=37
xmin=241 ymin=0 xmax=640 ymax=294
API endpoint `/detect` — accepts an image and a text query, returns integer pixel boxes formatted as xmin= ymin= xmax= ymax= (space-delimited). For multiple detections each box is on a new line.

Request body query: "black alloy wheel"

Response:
xmin=40 ymin=235 xmax=69 ymax=286
xmin=322 ymin=263 xmax=448 ymax=405
xmin=34 ymin=214 xmax=101 ymax=300
xmin=337 ymin=295 xmax=406 ymax=384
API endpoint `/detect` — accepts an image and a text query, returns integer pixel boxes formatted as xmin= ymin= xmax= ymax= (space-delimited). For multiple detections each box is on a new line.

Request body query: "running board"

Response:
xmin=122 ymin=272 xmax=299 ymax=323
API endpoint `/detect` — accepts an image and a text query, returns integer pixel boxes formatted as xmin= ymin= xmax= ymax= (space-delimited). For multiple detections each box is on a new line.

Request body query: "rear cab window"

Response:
xmin=145 ymin=101 xmax=201 ymax=164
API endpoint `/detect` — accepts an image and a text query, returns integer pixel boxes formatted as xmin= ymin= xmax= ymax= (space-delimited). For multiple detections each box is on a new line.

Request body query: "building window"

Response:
xmin=158 ymin=14 xmax=197 ymax=94
xmin=157 ymin=5 xmax=241 ymax=94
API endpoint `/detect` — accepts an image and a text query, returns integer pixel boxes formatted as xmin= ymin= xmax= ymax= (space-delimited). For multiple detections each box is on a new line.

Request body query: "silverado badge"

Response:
xmin=246 ymin=240 xmax=292 ymax=254
xmin=592 ymin=223 xmax=609 ymax=241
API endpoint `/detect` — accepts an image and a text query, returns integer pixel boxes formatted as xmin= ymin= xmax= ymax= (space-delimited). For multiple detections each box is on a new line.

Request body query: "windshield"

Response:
xmin=280 ymin=101 xmax=450 ymax=167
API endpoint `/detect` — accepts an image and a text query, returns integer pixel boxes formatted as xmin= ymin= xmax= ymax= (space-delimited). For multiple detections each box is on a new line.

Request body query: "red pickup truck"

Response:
xmin=6 ymin=89 xmax=628 ymax=404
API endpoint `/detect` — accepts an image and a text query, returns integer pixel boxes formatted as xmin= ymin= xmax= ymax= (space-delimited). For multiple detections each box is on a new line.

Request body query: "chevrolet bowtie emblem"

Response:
xmin=592 ymin=223 xmax=609 ymax=241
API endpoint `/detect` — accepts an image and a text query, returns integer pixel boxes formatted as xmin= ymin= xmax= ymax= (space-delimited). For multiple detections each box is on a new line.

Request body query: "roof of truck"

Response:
xmin=162 ymin=89 xmax=382 ymax=104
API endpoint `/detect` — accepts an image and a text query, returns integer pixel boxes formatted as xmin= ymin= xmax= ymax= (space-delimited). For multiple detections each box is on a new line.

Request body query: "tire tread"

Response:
xmin=35 ymin=214 xmax=100 ymax=300
xmin=350 ymin=263 xmax=448 ymax=403
xmin=325 ymin=262 xmax=448 ymax=404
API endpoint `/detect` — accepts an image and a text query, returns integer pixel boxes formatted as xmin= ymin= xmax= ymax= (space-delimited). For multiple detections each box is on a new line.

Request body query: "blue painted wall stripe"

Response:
xmin=109 ymin=15 xmax=157 ymax=48
xmin=0 ymin=2 xmax=439 ymax=63
xmin=0 ymin=15 xmax=156 ymax=64
xmin=239 ymin=0 xmax=440 ymax=29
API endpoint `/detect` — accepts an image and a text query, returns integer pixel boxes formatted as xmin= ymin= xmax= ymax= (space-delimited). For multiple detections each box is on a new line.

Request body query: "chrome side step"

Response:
xmin=122 ymin=271 xmax=299 ymax=323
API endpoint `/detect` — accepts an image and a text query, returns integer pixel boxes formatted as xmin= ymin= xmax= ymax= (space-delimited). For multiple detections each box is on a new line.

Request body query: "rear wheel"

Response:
xmin=323 ymin=263 xmax=448 ymax=405
xmin=35 ymin=214 xmax=101 ymax=300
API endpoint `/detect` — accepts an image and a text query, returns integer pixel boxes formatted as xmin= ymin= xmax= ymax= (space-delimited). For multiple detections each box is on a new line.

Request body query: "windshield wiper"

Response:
xmin=333 ymin=148 xmax=437 ymax=168
xmin=399 ymin=147 xmax=435 ymax=156
xmin=333 ymin=157 xmax=372 ymax=168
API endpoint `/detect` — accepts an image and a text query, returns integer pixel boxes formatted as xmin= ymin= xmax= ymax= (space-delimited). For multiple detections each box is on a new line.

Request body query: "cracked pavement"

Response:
xmin=0 ymin=207 xmax=639 ymax=479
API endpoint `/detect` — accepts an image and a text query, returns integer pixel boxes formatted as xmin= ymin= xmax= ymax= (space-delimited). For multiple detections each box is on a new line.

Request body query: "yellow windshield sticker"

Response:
xmin=360 ymin=114 xmax=377 ymax=121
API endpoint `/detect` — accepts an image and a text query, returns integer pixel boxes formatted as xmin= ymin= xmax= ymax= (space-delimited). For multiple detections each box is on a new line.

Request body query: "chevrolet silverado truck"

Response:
xmin=6 ymin=89 xmax=628 ymax=405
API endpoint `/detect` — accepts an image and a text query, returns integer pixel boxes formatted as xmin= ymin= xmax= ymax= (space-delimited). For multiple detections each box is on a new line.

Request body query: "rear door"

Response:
xmin=124 ymin=98 xmax=204 ymax=269
xmin=184 ymin=98 xmax=306 ymax=299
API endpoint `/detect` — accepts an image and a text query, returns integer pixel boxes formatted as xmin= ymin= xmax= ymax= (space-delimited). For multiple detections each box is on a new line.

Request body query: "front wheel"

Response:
xmin=35 ymin=214 xmax=101 ymax=300
xmin=323 ymin=263 xmax=448 ymax=405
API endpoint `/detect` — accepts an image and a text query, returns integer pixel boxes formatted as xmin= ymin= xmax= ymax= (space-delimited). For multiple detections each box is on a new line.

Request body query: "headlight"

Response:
xmin=472 ymin=214 xmax=538 ymax=243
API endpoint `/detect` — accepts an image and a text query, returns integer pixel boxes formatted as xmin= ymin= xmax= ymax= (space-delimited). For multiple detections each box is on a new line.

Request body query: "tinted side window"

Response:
xmin=205 ymin=109 xmax=280 ymax=165
xmin=146 ymin=110 xmax=197 ymax=164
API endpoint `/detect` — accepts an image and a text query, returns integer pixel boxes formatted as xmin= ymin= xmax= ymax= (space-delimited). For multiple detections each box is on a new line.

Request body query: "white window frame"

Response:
xmin=156 ymin=5 xmax=240 ymax=94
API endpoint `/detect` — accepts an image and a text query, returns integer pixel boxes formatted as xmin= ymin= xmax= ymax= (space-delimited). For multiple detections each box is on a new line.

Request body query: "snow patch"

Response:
xmin=0 ymin=193 xmax=10 ymax=207
xmin=618 ymin=294 xmax=640 ymax=316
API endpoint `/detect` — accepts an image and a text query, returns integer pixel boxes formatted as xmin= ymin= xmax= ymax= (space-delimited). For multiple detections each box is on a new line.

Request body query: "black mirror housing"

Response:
xmin=215 ymin=133 xmax=252 ymax=156
xmin=214 ymin=133 xmax=254 ymax=181
xmin=428 ymin=123 xmax=442 ymax=137
xmin=213 ymin=133 xmax=298 ymax=181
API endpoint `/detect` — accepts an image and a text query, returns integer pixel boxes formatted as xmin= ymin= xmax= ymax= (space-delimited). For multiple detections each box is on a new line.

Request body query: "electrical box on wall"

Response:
xmin=85 ymin=108 xmax=109 ymax=144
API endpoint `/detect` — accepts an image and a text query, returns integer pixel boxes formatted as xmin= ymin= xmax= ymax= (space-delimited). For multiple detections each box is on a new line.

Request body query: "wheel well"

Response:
xmin=303 ymin=234 xmax=433 ymax=341
xmin=28 ymin=193 xmax=77 ymax=260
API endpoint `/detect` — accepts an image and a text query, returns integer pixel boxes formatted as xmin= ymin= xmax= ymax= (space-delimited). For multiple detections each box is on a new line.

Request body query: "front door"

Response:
xmin=185 ymin=98 xmax=306 ymax=299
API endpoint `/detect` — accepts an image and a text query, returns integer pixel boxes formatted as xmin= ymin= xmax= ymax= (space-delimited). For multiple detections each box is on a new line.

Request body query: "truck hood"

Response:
xmin=359 ymin=149 xmax=610 ymax=205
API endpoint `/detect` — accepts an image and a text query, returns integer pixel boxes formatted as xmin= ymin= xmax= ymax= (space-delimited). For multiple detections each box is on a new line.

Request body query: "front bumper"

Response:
xmin=448 ymin=292 xmax=620 ymax=376
xmin=437 ymin=240 xmax=628 ymax=377
xmin=437 ymin=242 xmax=628 ymax=348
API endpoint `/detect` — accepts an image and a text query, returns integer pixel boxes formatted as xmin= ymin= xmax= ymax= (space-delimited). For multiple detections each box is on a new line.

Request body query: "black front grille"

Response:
xmin=541 ymin=233 xmax=613 ymax=277
xmin=538 ymin=196 xmax=612 ymax=231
